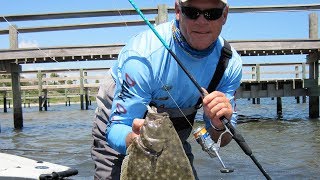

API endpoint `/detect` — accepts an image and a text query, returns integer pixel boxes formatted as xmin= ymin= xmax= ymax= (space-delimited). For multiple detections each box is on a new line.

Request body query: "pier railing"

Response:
xmin=0 ymin=62 xmax=309 ymax=90
xmin=0 ymin=62 xmax=309 ymax=103
xmin=242 ymin=62 xmax=308 ymax=82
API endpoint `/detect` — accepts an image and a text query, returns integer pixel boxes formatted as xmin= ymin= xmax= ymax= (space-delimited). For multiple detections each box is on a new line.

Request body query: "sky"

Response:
xmin=0 ymin=0 xmax=319 ymax=77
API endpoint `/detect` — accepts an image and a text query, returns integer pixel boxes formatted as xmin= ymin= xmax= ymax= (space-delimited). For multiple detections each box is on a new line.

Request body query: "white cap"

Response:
xmin=180 ymin=0 xmax=227 ymax=4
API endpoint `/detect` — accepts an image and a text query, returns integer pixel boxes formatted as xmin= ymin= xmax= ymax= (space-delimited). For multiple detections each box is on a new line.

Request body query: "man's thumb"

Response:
xmin=132 ymin=118 xmax=145 ymax=134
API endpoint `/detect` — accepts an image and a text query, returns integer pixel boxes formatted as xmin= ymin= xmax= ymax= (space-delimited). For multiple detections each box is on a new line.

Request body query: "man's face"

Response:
xmin=175 ymin=0 xmax=228 ymax=50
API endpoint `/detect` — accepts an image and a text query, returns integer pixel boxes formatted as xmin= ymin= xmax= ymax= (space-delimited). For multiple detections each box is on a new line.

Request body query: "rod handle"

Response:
xmin=220 ymin=117 xmax=252 ymax=155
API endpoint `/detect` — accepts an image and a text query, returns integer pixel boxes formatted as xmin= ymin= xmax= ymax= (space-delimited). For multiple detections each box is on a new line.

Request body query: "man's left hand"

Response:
xmin=202 ymin=88 xmax=233 ymax=129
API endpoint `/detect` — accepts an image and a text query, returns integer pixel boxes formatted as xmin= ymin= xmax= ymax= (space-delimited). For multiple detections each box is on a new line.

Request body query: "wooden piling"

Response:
xmin=80 ymin=69 xmax=84 ymax=110
xmin=23 ymin=91 xmax=26 ymax=108
xmin=43 ymin=89 xmax=48 ymax=111
xmin=308 ymin=13 xmax=319 ymax=118
xmin=38 ymin=71 xmax=43 ymax=111
xmin=9 ymin=24 xmax=23 ymax=129
xmin=277 ymin=97 xmax=283 ymax=118
xmin=3 ymin=91 xmax=7 ymax=113
xmin=303 ymin=96 xmax=307 ymax=103
xmin=39 ymin=96 xmax=43 ymax=111
xmin=85 ymin=87 xmax=89 ymax=110
xmin=64 ymin=81 xmax=68 ymax=106
xmin=155 ymin=4 xmax=168 ymax=25
xmin=10 ymin=64 xmax=23 ymax=129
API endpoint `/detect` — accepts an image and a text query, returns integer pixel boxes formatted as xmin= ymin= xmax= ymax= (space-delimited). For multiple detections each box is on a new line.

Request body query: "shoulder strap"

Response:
xmin=195 ymin=39 xmax=232 ymax=107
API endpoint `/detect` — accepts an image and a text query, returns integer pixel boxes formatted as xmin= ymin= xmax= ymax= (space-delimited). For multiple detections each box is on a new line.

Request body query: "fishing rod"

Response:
xmin=127 ymin=0 xmax=271 ymax=179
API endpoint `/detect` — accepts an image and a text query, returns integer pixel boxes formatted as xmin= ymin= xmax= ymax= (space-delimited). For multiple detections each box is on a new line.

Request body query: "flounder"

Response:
xmin=120 ymin=108 xmax=195 ymax=180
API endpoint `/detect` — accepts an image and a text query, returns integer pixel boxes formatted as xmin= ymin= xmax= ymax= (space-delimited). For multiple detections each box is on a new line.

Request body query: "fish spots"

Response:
xmin=120 ymin=110 xmax=195 ymax=179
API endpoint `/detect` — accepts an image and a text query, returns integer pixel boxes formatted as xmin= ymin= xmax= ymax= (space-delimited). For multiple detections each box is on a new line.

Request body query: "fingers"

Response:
xmin=202 ymin=90 xmax=233 ymax=120
xmin=132 ymin=118 xmax=145 ymax=135
xmin=202 ymin=91 xmax=226 ymax=105
xmin=126 ymin=118 xmax=145 ymax=148
xmin=207 ymin=97 xmax=230 ymax=117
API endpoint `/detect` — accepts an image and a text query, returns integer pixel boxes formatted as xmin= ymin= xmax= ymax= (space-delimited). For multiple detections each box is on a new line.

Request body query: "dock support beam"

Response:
xmin=277 ymin=97 xmax=283 ymax=119
xmin=155 ymin=4 xmax=168 ymax=25
xmin=308 ymin=13 xmax=319 ymax=118
xmin=80 ymin=69 xmax=84 ymax=110
xmin=85 ymin=87 xmax=89 ymax=110
xmin=3 ymin=91 xmax=7 ymax=113
xmin=9 ymin=24 xmax=23 ymax=129
xmin=38 ymin=71 xmax=44 ymax=111
xmin=11 ymin=63 xmax=23 ymax=129
xmin=43 ymin=89 xmax=48 ymax=111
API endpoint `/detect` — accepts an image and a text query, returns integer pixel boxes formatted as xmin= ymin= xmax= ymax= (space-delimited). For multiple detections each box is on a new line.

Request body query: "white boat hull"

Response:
xmin=0 ymin=152 xmax=78 ymax=179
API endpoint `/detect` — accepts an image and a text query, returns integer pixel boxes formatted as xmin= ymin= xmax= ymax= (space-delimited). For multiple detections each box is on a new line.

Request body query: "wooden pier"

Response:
xmin=0 ymin=4 xmax=320 ymax=128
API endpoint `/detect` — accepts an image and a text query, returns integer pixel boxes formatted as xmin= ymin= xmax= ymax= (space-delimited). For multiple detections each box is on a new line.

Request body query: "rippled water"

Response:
xmin=1 ymin=97 xmax=319 ymax=180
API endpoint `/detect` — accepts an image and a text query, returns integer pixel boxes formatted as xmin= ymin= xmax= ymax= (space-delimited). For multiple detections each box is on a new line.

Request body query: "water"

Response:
xmin=1 ymin=97 xmax=319 ymax=180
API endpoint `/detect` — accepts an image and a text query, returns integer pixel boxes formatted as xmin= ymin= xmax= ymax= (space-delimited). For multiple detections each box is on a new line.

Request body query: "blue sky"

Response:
xmin=0 ymin=0 xmax=319 ymax=73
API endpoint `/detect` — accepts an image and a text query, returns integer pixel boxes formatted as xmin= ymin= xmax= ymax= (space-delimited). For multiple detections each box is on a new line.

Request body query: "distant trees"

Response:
xmin=67 ymin=80 xmax=73 ymax=84
xmin=0 ymin=74 xmax=11 ymax=87
xmin=50 ymin=73 xmax=59 ymax=85
xmin=0 ymin=74 xmax=33 ymax=86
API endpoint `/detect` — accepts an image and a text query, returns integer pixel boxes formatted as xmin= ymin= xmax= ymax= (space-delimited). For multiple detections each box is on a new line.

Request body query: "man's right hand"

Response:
xmin=125 ymin=118 xmax=145 ymax=148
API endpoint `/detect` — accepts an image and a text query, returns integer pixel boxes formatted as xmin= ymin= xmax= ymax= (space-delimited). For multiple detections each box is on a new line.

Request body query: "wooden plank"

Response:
xmin=43 ymin=77 xmax=80 ymax=81
xmin=0 ymin=8 xmax=158 ymax=22
xmin=1 ymin=4 xmax=319 ymax=22
xmin=227 ymin=4 xmax=320 ymax=13
xmin=85 ymin=76 xmax=109 ymax=79
xmin=304 ymin=79 xmax=320 ymax=88
xmin=0 ymin=20 xmax=155 ymax=34
xmin=230 ymin=39 xmax=320 ymax=53
xmin=21 ymin=67 xmax=110 ymax=73
xmin=243 ymin=62 xmax=305 ymax=66
xmin=0 ymin=44 xmax=123 ymax=61
xmin=0 ymin=40 xmax=319 ymax=62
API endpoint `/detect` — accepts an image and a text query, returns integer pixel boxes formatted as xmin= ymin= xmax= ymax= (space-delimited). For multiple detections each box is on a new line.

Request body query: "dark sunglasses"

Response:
xmin=180 ymin=6 xmax=225 ymax=21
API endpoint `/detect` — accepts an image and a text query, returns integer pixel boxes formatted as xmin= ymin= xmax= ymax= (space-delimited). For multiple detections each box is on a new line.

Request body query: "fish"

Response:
xmin=120 ymin=107 xmax=195 ymax=180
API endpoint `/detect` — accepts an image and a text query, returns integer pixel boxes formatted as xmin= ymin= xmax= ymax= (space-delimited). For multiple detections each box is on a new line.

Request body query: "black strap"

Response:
xmin=195 ymin=39 xmax=232 ymax=107
xmin=170 ymin=112 xmax=197 ymax=132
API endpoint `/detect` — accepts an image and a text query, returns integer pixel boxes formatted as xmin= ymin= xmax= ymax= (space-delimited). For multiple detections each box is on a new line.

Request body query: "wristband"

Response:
xmin=210 ymin=121 xmax=226 ymax=132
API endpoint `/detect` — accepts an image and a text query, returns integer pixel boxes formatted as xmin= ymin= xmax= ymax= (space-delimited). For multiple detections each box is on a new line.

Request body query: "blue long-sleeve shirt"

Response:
xmin=106 ymin=20 xmax=242 ymax=155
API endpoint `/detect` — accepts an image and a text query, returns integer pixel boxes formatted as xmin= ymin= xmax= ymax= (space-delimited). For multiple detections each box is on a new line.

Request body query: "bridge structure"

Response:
xmin=0 ymin=4 xmax=319 ymax=129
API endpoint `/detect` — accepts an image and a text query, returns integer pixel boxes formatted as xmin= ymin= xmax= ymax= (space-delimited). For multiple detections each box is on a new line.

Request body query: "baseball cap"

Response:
xmin=180 ymin=0 xmax=227 ymax=4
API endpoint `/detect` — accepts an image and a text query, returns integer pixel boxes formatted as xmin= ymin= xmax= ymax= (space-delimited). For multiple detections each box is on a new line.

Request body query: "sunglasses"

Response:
xmin=180 ymin=6 xmax=225 ymax=21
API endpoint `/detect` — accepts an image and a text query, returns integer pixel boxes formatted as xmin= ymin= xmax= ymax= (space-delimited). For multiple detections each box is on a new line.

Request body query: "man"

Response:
xmin=91 ymin=0 xmax=242 ymax=179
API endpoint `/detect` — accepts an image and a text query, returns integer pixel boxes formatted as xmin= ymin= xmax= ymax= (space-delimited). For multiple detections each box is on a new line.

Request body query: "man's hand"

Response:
xmin=125 ymin=118 xmax=145 ymax=148
xmin=202 ymin=88 xmax=233 ymax=146
xmin=202 ymin=88 xmax=233 ymax=130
